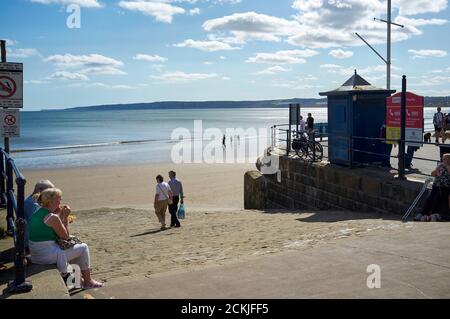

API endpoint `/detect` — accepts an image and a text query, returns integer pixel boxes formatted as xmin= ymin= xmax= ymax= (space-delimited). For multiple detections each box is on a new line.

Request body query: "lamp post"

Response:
xmin=356 ymin=0 xmax=404 ymax=90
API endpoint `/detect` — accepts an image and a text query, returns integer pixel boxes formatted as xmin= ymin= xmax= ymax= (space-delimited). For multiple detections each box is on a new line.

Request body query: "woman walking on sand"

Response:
xmin=154 ymin=175 xmax=173 ymax=230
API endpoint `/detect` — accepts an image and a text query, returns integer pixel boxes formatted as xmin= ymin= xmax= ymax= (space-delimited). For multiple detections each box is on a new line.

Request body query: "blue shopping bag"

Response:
xmin=178 ymin=204 xmax=185 ymax=219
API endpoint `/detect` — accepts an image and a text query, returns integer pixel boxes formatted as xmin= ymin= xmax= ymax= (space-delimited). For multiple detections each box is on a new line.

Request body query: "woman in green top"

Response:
xmin=29 ymin=188 xmax=102 ymax=289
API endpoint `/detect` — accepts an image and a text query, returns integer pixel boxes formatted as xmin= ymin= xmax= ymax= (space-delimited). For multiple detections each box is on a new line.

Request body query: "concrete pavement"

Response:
xmin=75 ymin=221 xmax=450 ymax=299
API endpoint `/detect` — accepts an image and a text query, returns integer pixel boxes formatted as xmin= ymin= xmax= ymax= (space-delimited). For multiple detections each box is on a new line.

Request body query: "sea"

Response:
xmin=8 ymin=107 xmax=437 ymax=170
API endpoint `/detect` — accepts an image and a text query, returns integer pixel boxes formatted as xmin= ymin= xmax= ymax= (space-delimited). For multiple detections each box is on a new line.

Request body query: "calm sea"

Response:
xmin=9 ymin=107 xmax=437 ymax=170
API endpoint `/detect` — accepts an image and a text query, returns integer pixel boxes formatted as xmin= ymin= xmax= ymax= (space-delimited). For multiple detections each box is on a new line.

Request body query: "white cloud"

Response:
xmin=256 ymin=66 xmax=291 ymax=75
xmin=44 ymin=54 xmax=126 ymax=75
xmin=213 ymin=0 xmax=242 ymax=4
xmin=133 ymin=54 xmax=168 ymax=62
xmin=219 ymin=56 xmax=226 ymax=60
xmin=3 ymin=39 xmax=18 ymax=46
xmin=7 ymin=48 xmax=40 ymax=58
xmin=221 ymin=76 xmax=231 ymax=80
xmin=394 ymin=0 xmax=448 ymax=16
xmin=31 ymin=0 xmax=102 ymax=8
xmin=66 ymin=82 xmax=135 ymax=89
xmin=395 ymin=16 xmax=448 ymax=27
xmin=118 ymin=0 xmax=185 ymax=23
xmin=186 ymin=1 xmax=447 ymax=51
xmin=150 ymin=71 xmax=218 ymax=83
xmin=408 ymin=49 xmax=448 ymax=59
xmin=204 ymin=61 xmax=213 ymax=65
xmin=320 ymin=65 xmax=397 ymax=82
xmin=49 ymin=71 xmax=89 ymax=81
xmin=292 ymin=0 xmax=323 ymax=11
xmin=203 ymin=12 xmax=301 ymax=44
xmin=320 ymin=64 xmax=342 ymax=68
xmin=24 ymin=80 xmax=50 ymax=85
xmin=272 ymin=75 xmax=320 ymax=90
xmin=188 ymin=8 xmax=200 ymax=15
xmin=329 ymin=49 xmax=353 ymax=59
xmin=246 ymin=49 xmax=319 ymax=65
xmin=174 ymin=39 xmax=240 ymax=51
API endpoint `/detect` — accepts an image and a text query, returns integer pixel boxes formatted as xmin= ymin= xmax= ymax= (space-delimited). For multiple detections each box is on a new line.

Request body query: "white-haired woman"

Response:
xmin=29 ymin=188 xmax=102 ymax=289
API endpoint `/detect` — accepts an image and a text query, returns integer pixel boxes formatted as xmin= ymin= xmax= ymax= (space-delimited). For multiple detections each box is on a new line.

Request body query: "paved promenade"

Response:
xmin=76 ymin=221 xmax=450 ymax=299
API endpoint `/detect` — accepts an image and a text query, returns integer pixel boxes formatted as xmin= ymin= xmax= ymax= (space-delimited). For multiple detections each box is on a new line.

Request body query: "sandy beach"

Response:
xmin=22 ymin=163 xmax=255 ymax=211
xmin=19 ymin=163 xmax=413 ymax=286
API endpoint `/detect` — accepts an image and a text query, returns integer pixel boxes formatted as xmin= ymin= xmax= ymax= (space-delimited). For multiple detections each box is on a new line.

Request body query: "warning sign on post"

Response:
xmin=1 ymin=109 xmax=20 ymax=138
xmin=0 ymin=63 xmax=23 ymax=108
xmin=386 ymin=92 xmax=424 ymax=146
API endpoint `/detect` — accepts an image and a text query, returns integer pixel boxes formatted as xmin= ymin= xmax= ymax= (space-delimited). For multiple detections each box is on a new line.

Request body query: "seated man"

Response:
xmin=24 ymin=180 xmax=55 ymax=253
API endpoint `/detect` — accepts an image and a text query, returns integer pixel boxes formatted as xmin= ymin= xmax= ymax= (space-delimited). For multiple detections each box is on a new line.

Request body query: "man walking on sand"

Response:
xmin=168 ymin=171 xmax=184 ymax=228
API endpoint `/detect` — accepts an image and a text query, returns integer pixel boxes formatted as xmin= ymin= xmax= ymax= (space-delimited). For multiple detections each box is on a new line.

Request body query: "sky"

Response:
xmin=1 ymin=0 xmax=449 ymax=110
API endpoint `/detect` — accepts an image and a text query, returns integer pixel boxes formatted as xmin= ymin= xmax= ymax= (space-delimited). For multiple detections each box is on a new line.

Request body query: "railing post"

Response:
xmin=273 ymin=125 xmax=276 ymax=150
xmin=0 ymin=149 xmax=6 ymax=207
xmin=312 ymin=131 xmax=316 ymax=162
xmin=398 ymin=75 xmax=407 ymax=180
xmin=13 ymin=177 xmax=26 ymax=286
xmin=6 ymin=160 xmax=14 ymax=233
xmin=286 ymin=129 xmax=291 ymax=156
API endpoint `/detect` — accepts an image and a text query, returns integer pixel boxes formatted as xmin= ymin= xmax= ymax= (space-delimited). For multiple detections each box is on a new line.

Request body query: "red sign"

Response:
xmin=0 ymin=76 xmax=17 ymax=98
xmin=386 ymin=92 xmax=424 ymax=129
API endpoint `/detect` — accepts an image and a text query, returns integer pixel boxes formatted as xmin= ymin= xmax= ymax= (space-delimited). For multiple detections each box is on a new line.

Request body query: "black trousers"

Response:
xmin=168 ymin=195 xmax=181 ymax=226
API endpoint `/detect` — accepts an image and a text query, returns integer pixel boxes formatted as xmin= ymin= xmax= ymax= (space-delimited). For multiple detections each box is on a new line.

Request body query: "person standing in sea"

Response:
xmin=168 ymin=171 xmax=183 ymax=228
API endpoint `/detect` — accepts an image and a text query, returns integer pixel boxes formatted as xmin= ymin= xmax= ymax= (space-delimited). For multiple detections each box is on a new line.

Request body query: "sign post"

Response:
xmin=386 ymin=84 xmax=424 ymax=179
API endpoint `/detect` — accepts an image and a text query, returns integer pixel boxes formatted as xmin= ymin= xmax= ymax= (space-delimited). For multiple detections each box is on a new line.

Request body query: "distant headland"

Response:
xmin=41 ymin=95 xmax=450 ymax=111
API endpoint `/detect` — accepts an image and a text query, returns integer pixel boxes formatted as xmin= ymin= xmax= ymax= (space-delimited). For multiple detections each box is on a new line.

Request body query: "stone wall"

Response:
xmin=245 ymin=156 xmax=428 ymax=215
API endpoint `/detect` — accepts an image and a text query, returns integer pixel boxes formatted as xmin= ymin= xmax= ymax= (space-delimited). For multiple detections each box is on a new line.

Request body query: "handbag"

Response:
xmin=57 ymin=235 xmax=82 ymax=250
xmin=178 ymin=204 xmax=185 ymax=219
xmin=158 ymin=183 xmax=173 ymax=205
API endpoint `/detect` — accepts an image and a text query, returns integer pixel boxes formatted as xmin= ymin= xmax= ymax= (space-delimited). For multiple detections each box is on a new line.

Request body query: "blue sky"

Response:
xmin=1 ymin=0 xmax=449 ymax=110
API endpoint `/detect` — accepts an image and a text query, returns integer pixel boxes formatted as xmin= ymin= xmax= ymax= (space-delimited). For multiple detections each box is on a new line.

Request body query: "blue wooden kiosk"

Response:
xmin=319 ymin=71 xmax=396 ymax=166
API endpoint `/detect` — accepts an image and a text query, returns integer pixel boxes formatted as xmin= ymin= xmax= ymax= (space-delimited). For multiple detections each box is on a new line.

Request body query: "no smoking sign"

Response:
xmin=0 ymin=63 xmax=23 ymax=108
xmin=1 ymin=109 xmax=20 ymax=138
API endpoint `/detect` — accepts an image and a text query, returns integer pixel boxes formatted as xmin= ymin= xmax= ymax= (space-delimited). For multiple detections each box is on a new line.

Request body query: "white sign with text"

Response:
xmin=1 ymin=109 xmax=20 ymax=138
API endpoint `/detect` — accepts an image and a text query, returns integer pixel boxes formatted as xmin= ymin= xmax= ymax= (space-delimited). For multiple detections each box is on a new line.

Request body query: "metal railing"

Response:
xmin=0 ymin=148 xmax=33 ymax=293
xmin=271 ymin=124 xmax=436 ymax=178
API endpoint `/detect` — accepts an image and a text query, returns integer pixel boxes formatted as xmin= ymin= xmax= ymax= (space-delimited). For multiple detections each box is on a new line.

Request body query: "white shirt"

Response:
xmin=155 ymin=182 xmax=172 ymax=201
xmin=299 ymin=119 xmax=306 ymax=132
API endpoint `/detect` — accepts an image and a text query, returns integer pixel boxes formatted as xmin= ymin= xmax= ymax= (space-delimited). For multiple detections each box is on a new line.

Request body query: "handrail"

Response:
xmin=271 ymin=125 xmax=435 ymax=177
xmin=0 ymin=148 xmax=32 ymax=293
